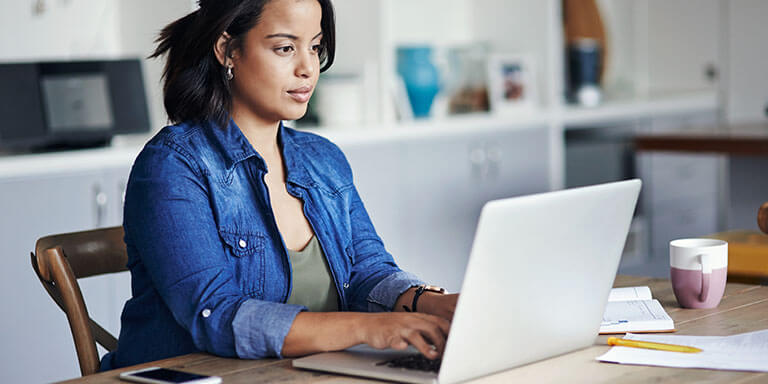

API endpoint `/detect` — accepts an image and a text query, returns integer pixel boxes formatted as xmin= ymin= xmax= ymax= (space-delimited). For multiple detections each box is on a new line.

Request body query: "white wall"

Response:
xmin=597 ymin=0 xmax=638 ymax=97
xmin=471 ymin=0 xmax=554 ymax=108
xmin=118 ymin=0 xmax=194 ymax=132
xmin=387 ymin=0 xmax=473 ymax=46
xmin=0 ymin=0 xmax=122 ymax=61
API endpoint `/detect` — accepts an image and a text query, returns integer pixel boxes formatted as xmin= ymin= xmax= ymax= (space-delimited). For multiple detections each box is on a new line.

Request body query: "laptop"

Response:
xmin=293 ymin=179 xmax=641 ymax=383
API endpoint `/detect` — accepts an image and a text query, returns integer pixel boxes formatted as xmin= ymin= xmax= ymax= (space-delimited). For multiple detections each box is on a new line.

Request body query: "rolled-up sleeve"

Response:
xmin=366 ymin=271 xmax=425 ymax=312
xmin=232 ymin=300 xmax=306 ymax=358
xmin=125 ymin=140 xmax=303 ymax=359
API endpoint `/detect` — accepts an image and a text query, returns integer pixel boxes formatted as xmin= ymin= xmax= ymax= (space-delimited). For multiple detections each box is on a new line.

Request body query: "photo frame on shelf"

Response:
xmin=486 ymin=53 xmax=537 ymax=115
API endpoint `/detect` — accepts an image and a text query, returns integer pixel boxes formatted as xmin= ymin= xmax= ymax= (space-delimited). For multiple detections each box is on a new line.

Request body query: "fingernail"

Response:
xmin=429 ymin=350 xmax=438 ymax=356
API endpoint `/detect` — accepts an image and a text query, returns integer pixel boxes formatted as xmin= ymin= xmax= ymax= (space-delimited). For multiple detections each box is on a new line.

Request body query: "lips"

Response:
xmin=287 ymin=85 xmax=313 ymax=103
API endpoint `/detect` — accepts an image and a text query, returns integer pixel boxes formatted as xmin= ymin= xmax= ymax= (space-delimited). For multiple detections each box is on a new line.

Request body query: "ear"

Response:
xmin=213 ymin=32 xmax=233 ymax=67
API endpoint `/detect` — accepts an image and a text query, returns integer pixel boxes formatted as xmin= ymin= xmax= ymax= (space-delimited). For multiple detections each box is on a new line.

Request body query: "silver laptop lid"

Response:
xmin=438 ymin=179 xmax=641 ymax=383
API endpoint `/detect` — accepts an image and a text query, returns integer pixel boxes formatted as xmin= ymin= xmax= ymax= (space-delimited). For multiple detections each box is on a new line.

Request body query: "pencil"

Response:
xmin=606 ymin=337 xmax=703 ymax=353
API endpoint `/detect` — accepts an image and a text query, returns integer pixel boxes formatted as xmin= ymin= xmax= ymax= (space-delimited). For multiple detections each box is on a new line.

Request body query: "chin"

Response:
xmin=283 ymin=107 xmax=309 ymax=122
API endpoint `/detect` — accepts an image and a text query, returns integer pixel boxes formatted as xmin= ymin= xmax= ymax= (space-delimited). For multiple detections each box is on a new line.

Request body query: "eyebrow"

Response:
xmin=265 ymin=32 xmax=323 ymax=40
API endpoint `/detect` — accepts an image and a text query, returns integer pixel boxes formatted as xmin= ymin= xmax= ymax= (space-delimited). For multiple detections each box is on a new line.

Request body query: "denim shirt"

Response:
xmin=100 ymin=120 xmax=424 ymax=370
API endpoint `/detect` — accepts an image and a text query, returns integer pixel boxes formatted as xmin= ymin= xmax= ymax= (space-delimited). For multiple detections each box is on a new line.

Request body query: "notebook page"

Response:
xmin=608 ymin=286 xmax=653 ymax=302
xmin=597 ymin=330 xmax=768 ymax=372
xmin=600 ymin=299 xmax=674 ymax=333
xmin=602 ymin=299 xmax=670 ymax=323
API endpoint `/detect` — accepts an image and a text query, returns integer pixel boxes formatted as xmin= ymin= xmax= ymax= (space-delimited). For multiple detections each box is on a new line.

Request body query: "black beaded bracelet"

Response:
xmin=402 ymin=285 xmax=427 ymax=313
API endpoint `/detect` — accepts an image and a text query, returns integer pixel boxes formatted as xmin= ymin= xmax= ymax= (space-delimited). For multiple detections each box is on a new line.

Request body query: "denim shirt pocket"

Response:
xmin=218 ymin=228 xmax=266 ymax=298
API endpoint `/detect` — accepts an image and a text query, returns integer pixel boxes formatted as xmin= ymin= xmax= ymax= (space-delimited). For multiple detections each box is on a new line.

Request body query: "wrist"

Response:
xmin=394 ymin=287 xmax=418 ymax=312
xmin=351 ymin=313 xmax=370 ymax=345
xmin=400 ymin=285 xmax=446 ymax=313
xmin=415 ymin=292 xmax=442 ymax=315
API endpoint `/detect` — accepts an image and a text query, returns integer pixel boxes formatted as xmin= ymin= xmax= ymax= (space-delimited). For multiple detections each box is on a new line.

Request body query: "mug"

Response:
xmin=670 ymin=238 xmax=728 ymax=309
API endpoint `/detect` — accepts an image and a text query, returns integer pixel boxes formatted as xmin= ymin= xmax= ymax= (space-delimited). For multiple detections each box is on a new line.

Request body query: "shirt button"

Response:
xmin=343 ymin=283 xmax=350 ymax=289
xmin=202 ymin=309 xmax=211 ymax=318
xmin=238 ymin=239 xmax=247 ymax=248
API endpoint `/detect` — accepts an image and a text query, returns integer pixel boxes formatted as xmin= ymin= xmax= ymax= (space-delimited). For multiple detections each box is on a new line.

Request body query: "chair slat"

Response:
xmin=31 ymin=226 xmax=127 ymax=376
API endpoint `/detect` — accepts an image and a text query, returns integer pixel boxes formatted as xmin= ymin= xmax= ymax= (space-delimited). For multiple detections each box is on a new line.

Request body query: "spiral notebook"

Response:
xmin=600 ymin=286 xmax=675 ymax=334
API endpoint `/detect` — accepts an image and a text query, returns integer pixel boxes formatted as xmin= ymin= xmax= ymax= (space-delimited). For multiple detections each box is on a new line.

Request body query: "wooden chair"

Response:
xmin=30 ymin=226 xmax=127 ymax=376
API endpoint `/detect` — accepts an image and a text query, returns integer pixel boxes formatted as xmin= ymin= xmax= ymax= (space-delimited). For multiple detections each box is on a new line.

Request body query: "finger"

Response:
xmin=418 ymin=313 xmax=452 ymax=337
xmin=436 ymin=316 xmax=451 ymax=336
xmin=416 ymin=323 xmax=447 ymax=356
xmin=390 ymin=338 xmax=408 ymax=350
xmin=403 ymin=330 xmax=440 ymax=360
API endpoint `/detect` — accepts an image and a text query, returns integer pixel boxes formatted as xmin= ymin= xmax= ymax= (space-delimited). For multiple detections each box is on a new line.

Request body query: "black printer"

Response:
xmin=0 ymin=58 xmax=150 ymax=151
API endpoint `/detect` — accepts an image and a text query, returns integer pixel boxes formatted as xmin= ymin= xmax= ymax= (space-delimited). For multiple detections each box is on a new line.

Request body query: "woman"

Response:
xmin=100 ymin=0 xmax=458 ymax=371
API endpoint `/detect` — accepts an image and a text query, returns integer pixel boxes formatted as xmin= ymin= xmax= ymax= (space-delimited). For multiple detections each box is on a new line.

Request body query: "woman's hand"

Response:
xmin=355 ymin=312 xmax=451 ymax=359
xmin=418 ymin=293 xmax=459 ymax=321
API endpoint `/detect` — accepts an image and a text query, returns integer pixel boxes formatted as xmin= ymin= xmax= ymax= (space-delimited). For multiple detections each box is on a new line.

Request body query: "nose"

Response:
xmin=295 ymin=49 xmax=315 ymax=79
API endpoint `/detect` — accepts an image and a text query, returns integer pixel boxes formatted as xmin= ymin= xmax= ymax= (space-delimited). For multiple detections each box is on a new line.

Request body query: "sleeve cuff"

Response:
xmin=232 ymin=299 xmax=307 ymax=359
xmin=366 ymin=271 xmax=425 ymax=312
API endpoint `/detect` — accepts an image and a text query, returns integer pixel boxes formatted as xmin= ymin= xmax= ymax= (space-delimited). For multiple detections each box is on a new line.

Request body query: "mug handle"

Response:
xmin=699 ymin=254 xmax=712 ymax=302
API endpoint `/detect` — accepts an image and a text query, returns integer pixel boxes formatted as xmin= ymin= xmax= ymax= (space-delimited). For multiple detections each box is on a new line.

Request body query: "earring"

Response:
xmin=226 ymin=64 xmax=234 ymax=81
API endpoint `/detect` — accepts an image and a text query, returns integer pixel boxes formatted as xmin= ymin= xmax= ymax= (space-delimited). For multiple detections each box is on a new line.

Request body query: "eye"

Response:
xmin=312 ymin=44 xmax=323 ymax=53
xmin=275 ymin=45 xmax=294 ymax=55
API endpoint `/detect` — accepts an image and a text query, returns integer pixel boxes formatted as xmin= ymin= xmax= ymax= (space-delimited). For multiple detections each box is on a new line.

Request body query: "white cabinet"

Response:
xmin=0 ymin=166 xmax=130 ymax=383
xmin=723 ymin=0 xmax=768 ymax=124
xmin=644 ymin=0 xmax=721 ymax=94
xmin=339 ymin=124 xmax=551 ymax=291
xmin=633 ymin=113 xmax=722 ymax=277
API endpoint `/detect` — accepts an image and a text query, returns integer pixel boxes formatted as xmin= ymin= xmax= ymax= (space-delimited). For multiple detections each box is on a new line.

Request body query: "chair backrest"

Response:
xmin=759 ymin=202 xmax=768 ymax=234
xmin=30 ymin=226 xmax=128 ymax=376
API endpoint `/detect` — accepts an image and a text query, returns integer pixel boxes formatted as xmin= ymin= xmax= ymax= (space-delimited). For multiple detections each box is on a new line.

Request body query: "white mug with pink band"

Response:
xmin=670 ymin=238 xmax=728 ymax=309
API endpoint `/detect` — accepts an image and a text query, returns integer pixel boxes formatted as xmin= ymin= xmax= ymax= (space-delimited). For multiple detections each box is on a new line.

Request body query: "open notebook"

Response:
xmin=600 ymin=286 xmax=675 ymax=334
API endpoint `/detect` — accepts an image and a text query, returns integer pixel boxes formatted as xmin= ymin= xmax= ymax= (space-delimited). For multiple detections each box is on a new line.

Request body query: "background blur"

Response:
xmin=1 ymin=0 xmax=767 ymax=382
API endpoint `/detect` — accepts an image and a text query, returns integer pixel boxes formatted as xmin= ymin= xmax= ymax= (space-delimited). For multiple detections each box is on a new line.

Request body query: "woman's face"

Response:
xmin=230 ymin=0 xmax=322 ymax=123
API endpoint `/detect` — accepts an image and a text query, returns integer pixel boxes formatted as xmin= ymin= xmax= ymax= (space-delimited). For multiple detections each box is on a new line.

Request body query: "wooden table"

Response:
xmin=635 ymin=123 xmax=768 ymax=282
xmin=59 ymin=276 xmax=768 ymax=384
xmin=634 ymin=123 xmax=768 ymax=156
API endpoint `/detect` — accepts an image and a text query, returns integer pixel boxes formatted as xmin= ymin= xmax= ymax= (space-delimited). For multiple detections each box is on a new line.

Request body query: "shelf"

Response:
xmin=560 ymin=91 xmax=719 ymax=128
xmin=0 ymin=136 xmax=148 ymax=179
xmin=303 ymin=90 xmax=719 ymax=142
xmin=301 ymin=111 xmax=550 ymax=145
xmin=0 ymin=90 xmax=719 ymax=180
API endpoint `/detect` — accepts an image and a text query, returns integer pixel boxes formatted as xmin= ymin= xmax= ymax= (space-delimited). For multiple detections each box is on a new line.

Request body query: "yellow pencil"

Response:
xmin=606 ymin=337 xmax=703 ymax=353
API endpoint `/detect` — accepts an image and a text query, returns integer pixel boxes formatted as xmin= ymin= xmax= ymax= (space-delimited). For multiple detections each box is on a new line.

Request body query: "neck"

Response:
xmin=230 ymin=103 xmax=281 ymax=158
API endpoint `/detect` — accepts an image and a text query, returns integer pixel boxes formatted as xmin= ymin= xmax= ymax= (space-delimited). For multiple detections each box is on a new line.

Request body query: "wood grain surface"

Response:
xmin=57 ymin=276 xmax=768 ymax=384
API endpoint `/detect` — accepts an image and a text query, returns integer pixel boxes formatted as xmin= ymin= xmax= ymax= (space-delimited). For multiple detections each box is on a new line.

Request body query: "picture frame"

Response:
xmin=486 ymin=53 xmax=538 ymax=115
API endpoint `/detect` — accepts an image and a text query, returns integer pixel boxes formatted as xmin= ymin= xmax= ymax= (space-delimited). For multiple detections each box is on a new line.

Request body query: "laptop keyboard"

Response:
xmin=376 ymin=354 xmax=442 ymax=373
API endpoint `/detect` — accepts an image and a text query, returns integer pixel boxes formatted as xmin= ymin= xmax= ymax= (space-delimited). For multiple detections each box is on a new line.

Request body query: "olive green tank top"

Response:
xmin=285 ymin=235 xmax=339 ymax=312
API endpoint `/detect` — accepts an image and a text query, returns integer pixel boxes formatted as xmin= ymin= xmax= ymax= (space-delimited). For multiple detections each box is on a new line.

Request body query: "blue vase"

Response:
xmin=397 ymin=46 xmax=440 ymax=118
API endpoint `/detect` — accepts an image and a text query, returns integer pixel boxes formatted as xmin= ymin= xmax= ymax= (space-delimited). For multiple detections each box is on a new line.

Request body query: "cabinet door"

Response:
xmin=0 ymin=171 xmax=108 ymax=383
xmin=635 ymin=115 xmax=722 ymax=277
xmin=103 ymin=166 xmax=131 ymax=228
xmin=100 ymin=166 xmax=133 ymax=343
xmin=341 ymin=125 xmax=550 ymax=291
xmin=725 ymin=0 xmax=768 ymax=123
xmin=646 ymin=0 xmax=720 ymax=93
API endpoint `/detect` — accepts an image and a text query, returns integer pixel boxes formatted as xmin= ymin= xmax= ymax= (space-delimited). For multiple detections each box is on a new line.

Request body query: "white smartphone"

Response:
xmin=119 ymin=367 xmax=222 ymax=384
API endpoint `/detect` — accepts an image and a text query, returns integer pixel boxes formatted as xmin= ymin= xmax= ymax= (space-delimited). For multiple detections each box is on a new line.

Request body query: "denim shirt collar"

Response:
xmin=208 ymin=119 xmax=314 ymax=190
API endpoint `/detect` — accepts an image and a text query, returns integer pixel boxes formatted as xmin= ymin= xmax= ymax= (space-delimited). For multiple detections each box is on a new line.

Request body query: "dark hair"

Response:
xmin=150 ymin=0 xmax=335 ymax=127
